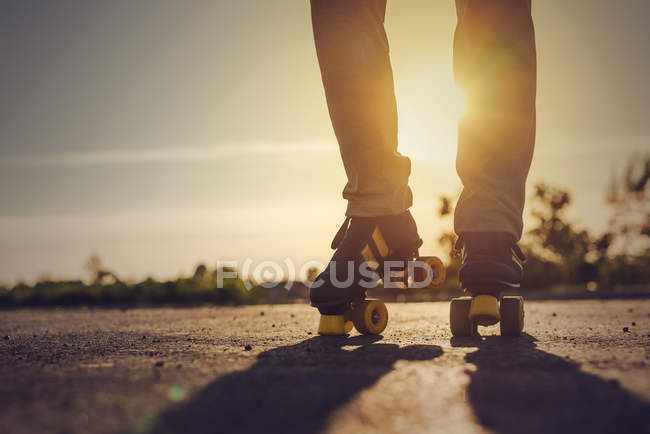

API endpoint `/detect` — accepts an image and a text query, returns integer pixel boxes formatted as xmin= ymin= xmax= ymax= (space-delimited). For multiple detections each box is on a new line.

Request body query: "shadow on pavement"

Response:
xmin=451 ymin=333 xmax=650 ymax=434
xmin=145 ymin=336 xmax=442 ymax=434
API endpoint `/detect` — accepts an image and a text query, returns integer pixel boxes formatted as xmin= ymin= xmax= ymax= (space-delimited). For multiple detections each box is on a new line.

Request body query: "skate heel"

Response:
xmin=317 ymin=299 xmax=389 ymax=336
xmin=450 ymin=295 xmax=525 ymax=337
xmin=469 ymin=295 xmax=500 ymax=326
xmin=318 ymin=314 xmax=353 ymax=335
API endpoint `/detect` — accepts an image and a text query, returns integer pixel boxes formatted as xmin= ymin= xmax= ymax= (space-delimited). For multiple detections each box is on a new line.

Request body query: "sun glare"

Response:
xmin=397 ymin=80 xmax=468 ymax=164
xmin=451 ymin=83 xmax=468 ymax=122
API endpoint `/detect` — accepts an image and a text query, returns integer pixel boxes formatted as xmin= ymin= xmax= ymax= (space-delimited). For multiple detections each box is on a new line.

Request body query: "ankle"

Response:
xmin=457 ymin=232 xmax=517 ymax=255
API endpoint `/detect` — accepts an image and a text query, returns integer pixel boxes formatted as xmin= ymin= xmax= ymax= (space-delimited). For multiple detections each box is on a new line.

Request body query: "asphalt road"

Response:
xmin=1 ymin=300 xmax=649 ymax=434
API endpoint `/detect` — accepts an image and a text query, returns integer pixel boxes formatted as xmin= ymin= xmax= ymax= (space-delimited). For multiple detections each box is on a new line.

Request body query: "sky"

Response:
xmin=1 ymin=0 xmax=649 ymax=284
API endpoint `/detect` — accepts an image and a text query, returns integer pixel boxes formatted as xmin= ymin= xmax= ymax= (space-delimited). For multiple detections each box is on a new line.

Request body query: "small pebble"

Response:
xmin=622 ymin=327 xmax=629 ymax=332
xmin=244 ymin=344 xmax=252 ymax=351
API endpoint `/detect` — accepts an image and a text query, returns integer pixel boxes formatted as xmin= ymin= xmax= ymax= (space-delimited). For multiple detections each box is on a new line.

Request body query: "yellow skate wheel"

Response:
xmin=318 ymin=314 xmax=353 ymax=335
xmin=500 ymin=296 xmax=524 ymax=336
xmin=469 ymin=295 xmax=500 ymax=326
xmin=413 ymin=256 xmax=446 ymax=288
xmin=352 ymin=299 xmax=388 ymax=335
xmin=450 ymin=297 xmax=477 ymax=337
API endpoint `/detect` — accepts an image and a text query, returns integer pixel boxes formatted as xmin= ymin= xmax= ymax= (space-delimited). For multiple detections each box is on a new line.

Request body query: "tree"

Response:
xmin=84 ymin=253 xmax=119 ymax=285
xmin=525 ymin=184 xmax=608 ymax=283
xmin=607 ymin=155 xmax=650 ymax=254
xmin=192 ymin=264 xmax=208 ymax=281
xmin=85 ymin=253 xmax=103 ymax=278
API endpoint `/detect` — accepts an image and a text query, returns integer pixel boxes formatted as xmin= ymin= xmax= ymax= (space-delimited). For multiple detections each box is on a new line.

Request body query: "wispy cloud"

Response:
xmin=0 ymin=142 xmax=336 ymax=168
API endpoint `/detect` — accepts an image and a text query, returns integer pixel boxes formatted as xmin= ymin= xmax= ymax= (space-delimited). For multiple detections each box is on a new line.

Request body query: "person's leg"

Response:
xmin=309 ymin=1 xmax=427 ymax=329
xmin=452 ymin=0 xmax=536 ymax=301
xmin=311 ymin=0 xmax=412 ymax=217
xmin=453 ymin=0 xmax=536 ymax=241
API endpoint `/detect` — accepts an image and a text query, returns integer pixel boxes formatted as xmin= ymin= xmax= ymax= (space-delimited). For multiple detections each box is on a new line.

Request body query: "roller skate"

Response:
xmin=311 ymin=211 xmax=445 ymax=335
xmin=449 ymin=232 xmax=526 ymax=337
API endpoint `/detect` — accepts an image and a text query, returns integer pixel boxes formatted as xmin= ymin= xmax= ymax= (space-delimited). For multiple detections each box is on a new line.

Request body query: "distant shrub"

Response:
xmin=0 ymin=272 xmax=265 ymax=308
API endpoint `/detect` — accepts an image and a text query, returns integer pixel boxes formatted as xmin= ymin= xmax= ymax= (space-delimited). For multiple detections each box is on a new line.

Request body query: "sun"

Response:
xmin=396 ymin=81 xmax=468 ymax=164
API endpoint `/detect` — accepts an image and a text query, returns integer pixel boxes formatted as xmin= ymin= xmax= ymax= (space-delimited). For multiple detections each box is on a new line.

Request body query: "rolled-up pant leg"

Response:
xmin=311 ymin=0 xmax=412 ymax=217
xmin=453 ymin=0 xmax=537 ymax=240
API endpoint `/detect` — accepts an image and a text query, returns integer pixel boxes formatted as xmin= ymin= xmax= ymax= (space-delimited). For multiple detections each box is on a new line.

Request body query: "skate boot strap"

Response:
xmin=331 ymin=217 xmax=351 ymax=250
xmin=331 ymin=214 xmax=423 ymax=257
xmin=512 ymin=245 xmax=526 ymax=262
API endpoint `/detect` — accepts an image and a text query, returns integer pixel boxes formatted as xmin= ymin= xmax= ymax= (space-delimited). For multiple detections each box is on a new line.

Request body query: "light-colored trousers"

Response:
xmin=311 ymin=0 xmax=536 ymax=240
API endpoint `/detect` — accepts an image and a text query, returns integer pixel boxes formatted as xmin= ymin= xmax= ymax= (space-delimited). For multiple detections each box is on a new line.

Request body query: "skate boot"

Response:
xmin=449 ymin=232 xmax=526 ymax=337
xmin=311 ymin=211 xmax=445 ymax=335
